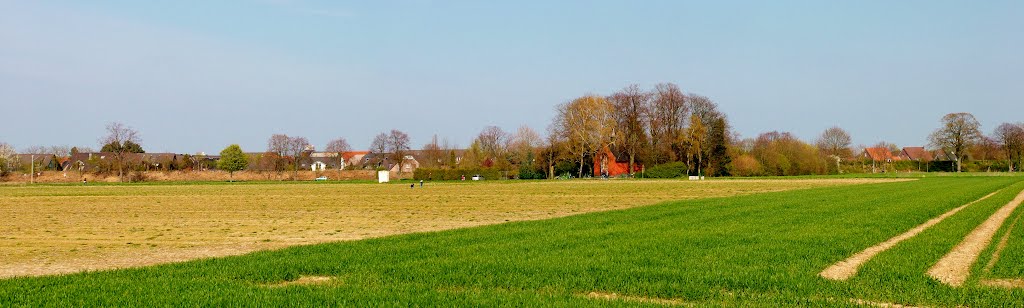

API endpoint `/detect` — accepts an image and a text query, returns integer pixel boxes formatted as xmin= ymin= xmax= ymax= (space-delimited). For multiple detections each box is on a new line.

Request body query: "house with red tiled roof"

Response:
xmin=862 ymin=147 xmax=898 ymax=162
xmin=342 ymin=151 xmax=370 ymax=166
xmin=899 ymin=147 xmax=933 ymax=161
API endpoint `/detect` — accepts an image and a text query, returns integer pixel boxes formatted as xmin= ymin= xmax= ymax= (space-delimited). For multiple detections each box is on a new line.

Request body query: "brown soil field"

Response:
xmin=0 ymin=178 xmax=894 ymax=278
xmin=2 ymin=170 xmax=379 ymax=183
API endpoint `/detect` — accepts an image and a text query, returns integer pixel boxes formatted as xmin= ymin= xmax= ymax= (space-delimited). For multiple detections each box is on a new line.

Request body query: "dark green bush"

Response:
xmin=643 ymin=162 xmax=688 ymax=178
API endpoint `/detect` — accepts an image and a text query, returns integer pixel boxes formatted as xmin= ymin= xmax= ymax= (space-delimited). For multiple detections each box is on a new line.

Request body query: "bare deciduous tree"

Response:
xmin=325 ymin=138 xmax=351 ymax=153
xmin=369 ymin=132 xmax=389 ymax=168
xmin=816 ymin=126 xmax=852 ymax=158
xmin=286 ymin=136 xmax=310 ymax=178
xmin=267 ymin=134 xmax=290 ymax=156
xmin=993 ymin=123 xmax=1024 ymax=171
xmin=649 ymin=83 xmax=687 ymax=163
xmin=325 ymin=137 xmax=351 ymax=170
xmin=370 ymin=133 xmax=387 ymax=154
xmin=610 ymin=84 xmax=650 ymax=176
xmin=541 ymin=124 xmax=563 ymax=179
xmin=475 ymin=126 xmax=509 ymax=168
xmin=100 ymin=122 xmax=142 ymax=182
xmin=816 ymin=126 xmax=852 ymax=172
xmin=929 ymin=112 xmax=982 ymax=172
xmin=22 ymin=145 xmax=48 ymax=154
xmin=688 ymin=94 xmax=724 ymax=127
xmin=555 ymin=95 xmax=614 ymax=178
xmin=421 ymin=135 xmax=444 ymax=169
xmin=266 ymin=134 xmax=291 ymax=171
xmin=386 ymin=129 xmax=411 ymax=172
xmin=509 ymin=125 xmax=541 ymax=167
xmin=49 ymin=145 xmax=71 ymax=158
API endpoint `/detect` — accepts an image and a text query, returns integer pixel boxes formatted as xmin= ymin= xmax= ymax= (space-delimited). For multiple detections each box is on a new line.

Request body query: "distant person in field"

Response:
xmin=419 ymin=180 xmax=423 ymax=187
xmin=410 ymin=183 xmax=414 ymax=189
xmin=461 ymin=175 xmax=465 ymax=181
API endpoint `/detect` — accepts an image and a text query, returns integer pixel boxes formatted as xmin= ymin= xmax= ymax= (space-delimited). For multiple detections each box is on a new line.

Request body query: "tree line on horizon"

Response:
xmin=2 ymin=84 xmax=1023 ymax=180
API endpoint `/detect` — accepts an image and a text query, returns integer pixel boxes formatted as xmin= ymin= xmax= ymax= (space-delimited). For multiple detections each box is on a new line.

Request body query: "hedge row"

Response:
xmin=642 ymin=162 xmax=689 ymax=178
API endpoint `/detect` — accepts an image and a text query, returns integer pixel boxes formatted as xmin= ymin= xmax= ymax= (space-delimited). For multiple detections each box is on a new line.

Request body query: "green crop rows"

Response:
xmin=1 ymin=177 xmax=1023 ymax=307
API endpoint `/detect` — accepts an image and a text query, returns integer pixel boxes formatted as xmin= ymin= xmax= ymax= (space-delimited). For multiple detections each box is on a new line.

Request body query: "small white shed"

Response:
xmin=377 ymin=170 xmax=390 ymax=183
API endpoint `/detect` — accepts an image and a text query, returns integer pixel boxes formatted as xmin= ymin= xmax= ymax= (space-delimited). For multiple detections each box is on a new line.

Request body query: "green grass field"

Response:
xmin=1 ymin=177 xmax=1023 ymax=306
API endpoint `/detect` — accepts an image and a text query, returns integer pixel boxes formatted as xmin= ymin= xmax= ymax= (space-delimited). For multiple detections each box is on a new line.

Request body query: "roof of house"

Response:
xmin=139 ymin=153 xmax=177 ymax=161
xmin=341 ymin=151 xmax=370 ymax=160
xmin=863 ymin=147 xmax=896 ymax=161
xmin=932 ymin=150 xmax=954 ymax=161
xmin=900 ymin=147 xmax=933 ymax=161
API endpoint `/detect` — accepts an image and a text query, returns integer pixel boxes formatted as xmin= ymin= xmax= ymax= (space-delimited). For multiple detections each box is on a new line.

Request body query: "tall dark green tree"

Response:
xmin=706 ymin=117 xmax=732 ymax=176
xmin=218 ymin=144 xmax=249 ymax=182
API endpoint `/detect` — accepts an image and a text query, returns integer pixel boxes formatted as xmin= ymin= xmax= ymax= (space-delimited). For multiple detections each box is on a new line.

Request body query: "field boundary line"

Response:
xmin=820 ymin=191 xmax=999 ymax=281
xmin=927 ymin=188 xmax=1024 ymax=287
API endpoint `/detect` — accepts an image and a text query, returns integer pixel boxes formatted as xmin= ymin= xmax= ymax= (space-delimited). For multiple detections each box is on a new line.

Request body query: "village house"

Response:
xmin=301 ymin=152 xmax=343 ymax=171
xmin=356 ymin=152 xmax=421 ymax=174
xmin=862 ymin=147 xmax=898 ymax=162
xmin=15 ymin=154 xmax=60 ymax=172
xmin=344 ymin=151 xmax=370 ymax=166
xmin=593 ymin=145 xmax=642 ymax=177
xmin=898 ymin=147 xmax=933 ymax=161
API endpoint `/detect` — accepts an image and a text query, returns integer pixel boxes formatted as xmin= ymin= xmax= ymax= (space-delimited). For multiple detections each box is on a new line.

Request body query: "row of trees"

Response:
xmin=929 ymin=113 xmax=1024 ymax=172
xmin=5 ymin=102 xmax=1021 ymax=181
xmin=548 ymin=83 xmax=731 ymax=178
xmin=411 ymin=83 xmax=732 ymax=179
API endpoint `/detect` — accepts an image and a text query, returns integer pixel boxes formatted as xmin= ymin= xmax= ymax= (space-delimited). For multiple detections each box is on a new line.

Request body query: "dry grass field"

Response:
xmin=0 ymin=178 xmax=893 ymax=278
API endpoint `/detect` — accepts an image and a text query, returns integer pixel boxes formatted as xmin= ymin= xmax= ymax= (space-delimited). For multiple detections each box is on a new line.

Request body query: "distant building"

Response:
xmin=898 ymin=147 xmax=932 ymax=161
xmin=862 ymin=147 xmax=898 ymax=162
xmin=15 ymin=154 xmax=59 ymax=171
xmin=593 ymin=145 xmax=642 ymax=177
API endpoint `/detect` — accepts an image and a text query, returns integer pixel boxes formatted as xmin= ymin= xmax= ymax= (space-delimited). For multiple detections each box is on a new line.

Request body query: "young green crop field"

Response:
xmin=2 ymin=176 xmax=1023 ymax=306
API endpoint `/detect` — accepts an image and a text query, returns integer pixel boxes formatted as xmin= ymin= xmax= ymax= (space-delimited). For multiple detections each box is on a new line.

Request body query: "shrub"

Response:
xmin=644 ymin=162 xmax=689 ymax=178
xmin=731 ymin=154 xmax=763 ymax=176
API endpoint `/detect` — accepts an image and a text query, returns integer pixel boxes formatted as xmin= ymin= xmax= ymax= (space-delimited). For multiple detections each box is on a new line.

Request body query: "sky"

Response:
xmin=1 ymin=0 xmax=1021 ymax=154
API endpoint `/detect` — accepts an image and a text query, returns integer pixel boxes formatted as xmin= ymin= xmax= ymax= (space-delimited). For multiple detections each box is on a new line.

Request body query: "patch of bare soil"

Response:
xmin=820 ymin=191 xmax=999 ymax=280
xmin=927 ymin=188 xmax=1024 ymax=287
xmin=849 ymin=298 xmax=924 ymax=308
xmin=585 ymin=291 xmax=690 ymax=306
xmin=261 ymin=275 xmax=334 ymax=287
xmin=979 ymin=279 xmax=1024 ymax=289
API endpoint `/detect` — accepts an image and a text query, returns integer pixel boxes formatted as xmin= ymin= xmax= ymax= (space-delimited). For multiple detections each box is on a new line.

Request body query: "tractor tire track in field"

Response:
xmin=927 ymin=187 xmax=1024 ymax=287
xmin=979 ymin=205 xmax=1024 ymax=289
xmin=820 ymin=191 xmax=1000 ymax=281
xmin=982 ymin=211 xmax=1021 ymax=273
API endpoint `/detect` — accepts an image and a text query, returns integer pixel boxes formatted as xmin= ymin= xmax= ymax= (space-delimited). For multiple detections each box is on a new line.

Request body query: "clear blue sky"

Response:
xmin=2 ymin=1 xmax=1021 ymax=153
